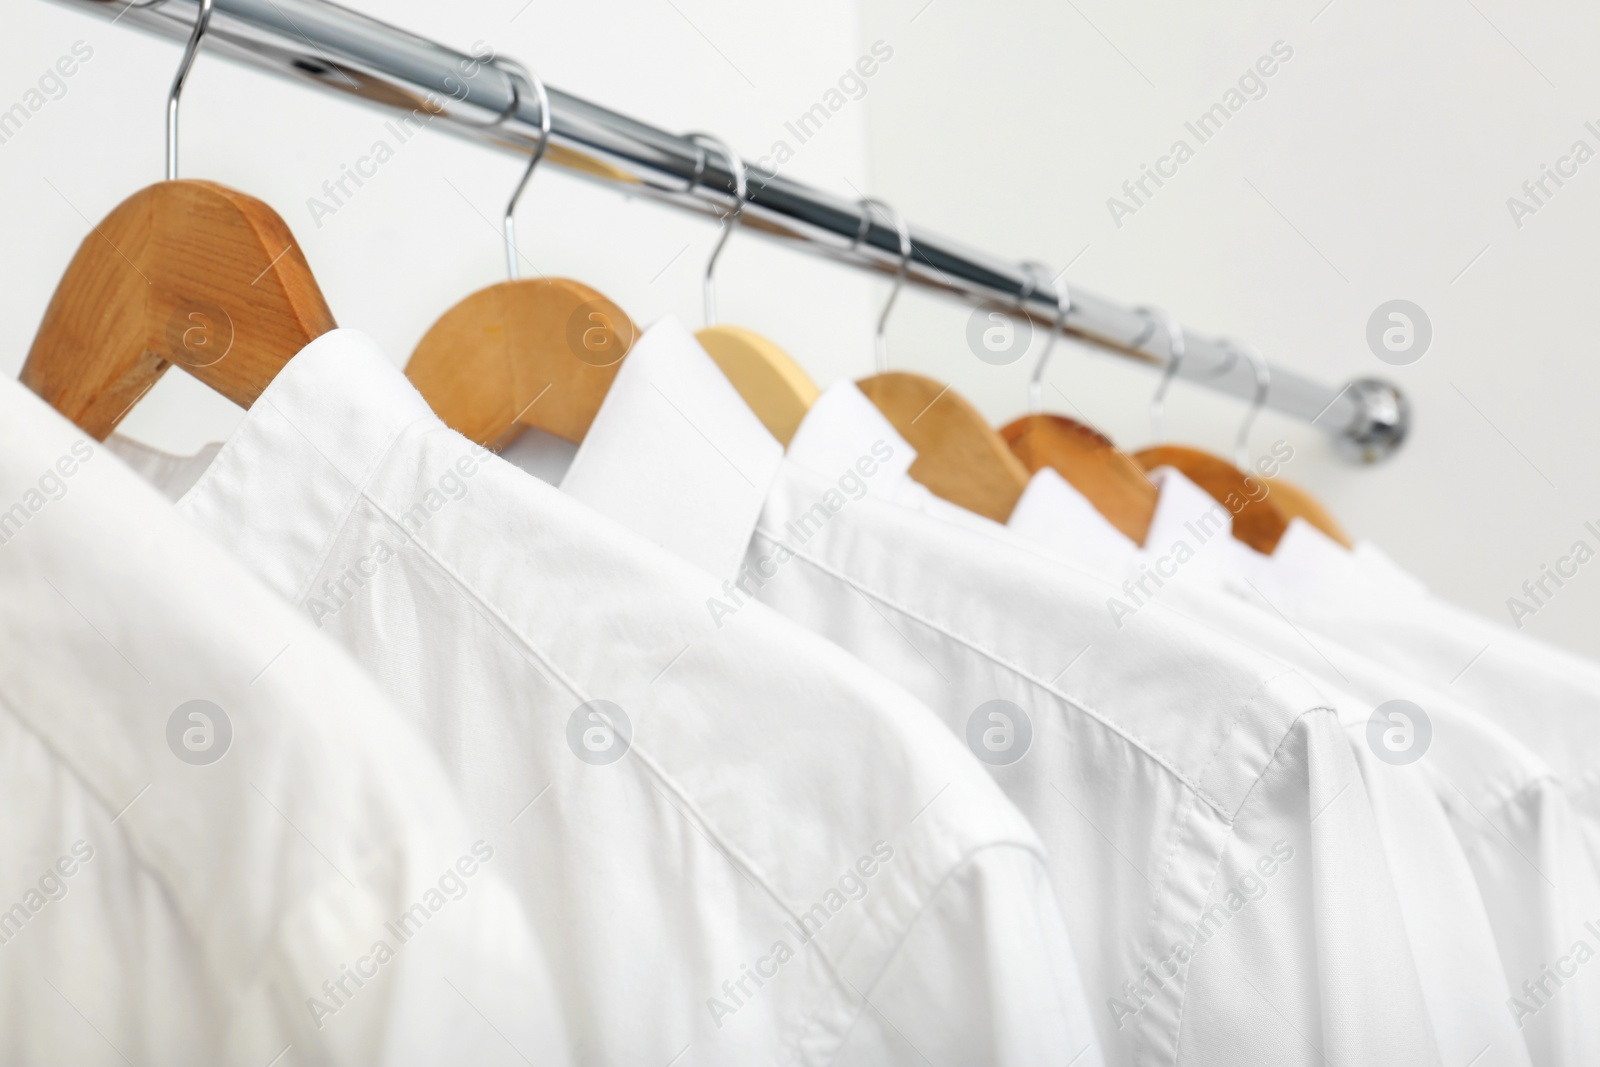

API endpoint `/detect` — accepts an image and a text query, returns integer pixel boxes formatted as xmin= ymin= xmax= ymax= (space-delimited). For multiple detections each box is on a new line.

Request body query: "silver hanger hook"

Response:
xmin=1020 ymin=261 xmax=1071 ymax=414
xmin=1131 ymin=305 xmax=1186 ymax=442
xmin=685 ymin=132 xmax=747 ymax=327
xmin=1220 ymin=338 xmax=1270 ymax=467
xmin=853 ymin=197 xmax=911 ymax=373
xmin=495 ymin=58 xmax=552 ymax=281
xmin=166 ymin=0 xmax=214 ymax=180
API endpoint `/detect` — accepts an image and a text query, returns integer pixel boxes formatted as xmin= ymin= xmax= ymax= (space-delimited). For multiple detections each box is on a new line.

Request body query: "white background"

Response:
xmin=4 ymin=0 xmax=1598 ymax=658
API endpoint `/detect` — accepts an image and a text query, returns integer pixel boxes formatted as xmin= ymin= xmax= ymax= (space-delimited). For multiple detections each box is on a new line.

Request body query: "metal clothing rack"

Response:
xmin=52 ymin=0 xmax=1410 ymax=462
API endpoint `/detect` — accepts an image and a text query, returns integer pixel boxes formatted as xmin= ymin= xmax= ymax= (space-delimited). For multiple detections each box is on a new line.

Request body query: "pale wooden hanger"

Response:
xmin=851 ymin=197 xmax=1029 ymax=523
xmin=1130 ymin=331 xmax=1288 ymax=554
xmin=1264 ymin=476 xmax=1353 ymax=547
xmin=1193 ymin=335 xmax=1350 ymax=547
xmin=686 ymin=134 xmax=820 ymax=446
xmin=22 ymin=0 xmax=335 ymax=440
xmin=406 ymin=59 xmax=636 ymax=449
xmin=1000 ymin=264 xmax=1158 ymax=544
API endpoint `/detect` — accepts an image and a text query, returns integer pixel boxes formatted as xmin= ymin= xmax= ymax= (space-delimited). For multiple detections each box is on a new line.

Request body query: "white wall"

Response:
xmin=859 ymin=0 xmax=1600 ymax=657
xmin=6 ymin=0 xmax=1599 ymax=658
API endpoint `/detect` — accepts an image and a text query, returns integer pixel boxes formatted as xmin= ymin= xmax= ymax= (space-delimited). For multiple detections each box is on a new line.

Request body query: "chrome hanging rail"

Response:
xmin=52 ymin=0 xmax=1408 ymax=461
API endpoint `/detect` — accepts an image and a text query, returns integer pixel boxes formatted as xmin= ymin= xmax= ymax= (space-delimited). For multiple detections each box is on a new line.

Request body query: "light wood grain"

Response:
xmin=406 ymin=277 xmax=636 ymax=448
xmin=857 ymin=372 xmax=1030 ymax=522
xmin=23 ymin=179 xmax=334 ymax=439
xmin=1002 ymin=413 xmax=1158 ymax=544
xmin=695 ymin=324 xmax=819 ymax=445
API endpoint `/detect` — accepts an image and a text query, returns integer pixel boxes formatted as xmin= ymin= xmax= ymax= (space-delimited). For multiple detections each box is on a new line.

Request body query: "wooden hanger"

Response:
xmin=999 ymin=265 xmax=1157 ymax=544
xmin=1134 ymin=445 xmax=1287 ymax=552
xmin=858 ymin=372 xmax=1030 ymax=522
xmin=848 ymin=198 xmax=1028 ymax=522
xmin=22 ymin=0 xmax=334 ymax=440
xmin=1004 ymin=415 xmax=1156 ymax=543
xmin=1130 ymin=332 xmax=1287 ymax=554
xmin=697 ymin=325 xmax=819 ymax=444
xmin=1264 ymin=477 xmax=1353 ymax=548
xmin=683 ymin=134 xmax=820 ymax=445
xmin=407 ymin=275 xmax=633 ymax=448
xmin=405 ymin=60 xmax=637 ymax=448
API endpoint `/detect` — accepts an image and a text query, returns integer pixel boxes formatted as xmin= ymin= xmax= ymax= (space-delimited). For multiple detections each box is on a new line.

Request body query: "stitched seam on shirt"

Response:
xmin=1145 ymin=790 xmax=1216 ymax=1067
xmin=172 ymin=395 xmax=268 ymax=508
xmin=1226 ymin=704 xmax=1341 ymax=831
xmin=812 ymin=843 xmax=1066 ymax=1066
xmin=1188 ymin=668 xmax=1312 ymax=821
xmin=280 ymin=415 xmax=436 ymax=610
xmin=1163 ymin=807 xmax=1236 ymax=1067
xmin=359 ymin=489 xmax=1055 ymax=1059
xmin=1166 ymin=704 xmax=1336 ymax=1063
xmin=350 ymin=486 xmax=882 ymax=1005
xmin=757 ymin=526 xmax=1243 ymax=818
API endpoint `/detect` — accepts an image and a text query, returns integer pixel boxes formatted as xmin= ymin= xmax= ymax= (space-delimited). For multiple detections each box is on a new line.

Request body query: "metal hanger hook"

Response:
xmin=1132 ymin=305 xmax=1186 ymax=442
xmin=1020 ymin=261 xmax=1070 ymax=414
xmin=496 ymin=58 xmax=552 ymax=281
xmin=853 ymin=197 xmax=911 ymax=373
xmin=685 ymin=132 xmax=748 ymax=327
xmin=1221 ymin=338 xmax=1270 ymax=468
xmin=166 ymin=0 xmax=214 ymax=180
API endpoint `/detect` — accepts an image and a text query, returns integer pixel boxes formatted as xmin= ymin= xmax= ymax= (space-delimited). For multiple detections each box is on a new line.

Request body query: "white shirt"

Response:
xmin=1270 ymin=518 xmax=1600 ymax=818
xmin=0 ymin=376 xmax=568 ymax=1066
xmin=1252 ymin=518 xmax=1600 ymax=1064
xmin=1012 ymin=467 xmax=1600 ymax=1067
xmin=127 ymin=328 xmax=1102 ymax=1067
xmin=546 ymin=319 xmax=1445 ymax=1067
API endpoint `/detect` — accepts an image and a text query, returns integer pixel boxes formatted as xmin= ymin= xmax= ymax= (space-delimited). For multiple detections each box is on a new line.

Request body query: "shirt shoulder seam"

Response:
xmin=757 ymin=526 xmax=1320 ymax=821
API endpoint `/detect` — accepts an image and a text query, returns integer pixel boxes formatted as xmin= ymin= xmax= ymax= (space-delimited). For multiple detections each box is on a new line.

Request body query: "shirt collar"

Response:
xmin=786 ymin=378 xmax=917 ymax=494
xmin=103 ymin=435 xmax=223 ymax=503
xmin=172 ymin=328 xmax=440 ymax=605
xmin=786 ymin=379 xmax=1009 ymax=536
xmin=1005 ymin=466 xmax=1141 ymax=578
xmin=557 ymin=316 xmax=784 ymax=582
xmin=1142 ymin=465 xmax=1267 ymax=586
xmin=1268 ymin=516 xmax=1401 ymax=610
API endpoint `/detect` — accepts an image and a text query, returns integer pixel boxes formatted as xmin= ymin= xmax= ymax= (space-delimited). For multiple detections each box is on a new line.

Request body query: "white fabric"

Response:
xmin=786 ymin=380 xmax=1010 ymax=538
xmin=1011 ymin=469 xmax=1599 ymax=1067
xmin=785 ymin=378 xmax=918 ymax=501
xmin=559 ymin=316 xmax=784 ymax=582
xmin=133 ymin=327 xmax=1101 ymax=1067
xmin=1273 ymin=520 xmax=1600 ymax=799
xmin=0 ymin=376 xmax=568 ymax=1066
xmin=553 ymin=324 xmax=1445 ymax=1067
xmin=1255 ymin=519 xmax=1600 ymax=1063
xmin=1269 ymin=519 xmax=1600 ymax=844
xmin=1138 ymin=465 xmax=1275 ymax=593
xmin=1008 ymin=466 xmax=1140 ymax=578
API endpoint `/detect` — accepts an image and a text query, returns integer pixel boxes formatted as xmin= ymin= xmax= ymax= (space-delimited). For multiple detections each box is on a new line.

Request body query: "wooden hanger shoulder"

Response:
xmin=857 ymin=371 xmax=1029 ymax=522
xmin=23 ymin=179 xmax=334 ymax=439
xmin=406 ymin=277 xmax=635 ymax=448
xmin=695 ymin=324 xmax=818 ymax=445
xmin=1002 ymin=413 xmax=1157 ymax=544
xmin=1132 ymin=444 xmax=1289 ymax=553
xmin=1264 ymin=477 xmax=1353 ymax=548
